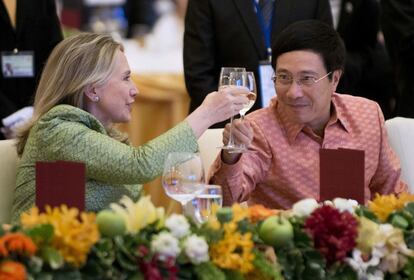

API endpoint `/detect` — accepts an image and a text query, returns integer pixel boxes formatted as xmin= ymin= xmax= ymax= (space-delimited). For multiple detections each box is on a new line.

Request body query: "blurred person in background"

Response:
xmin=381 ymin=0 xmax=414 ymax=117
xmin=124 ymin=0 xmax=158 ymax=38
xmin=145 ymin=0 xmax=188 ymax=51
xmin=183 ymin=0 xmax=333 ymax=128
xmin=330 ymin=0 xmax=397 ymax=119
xmin=0 ymin=0 xmax=63 ymax=139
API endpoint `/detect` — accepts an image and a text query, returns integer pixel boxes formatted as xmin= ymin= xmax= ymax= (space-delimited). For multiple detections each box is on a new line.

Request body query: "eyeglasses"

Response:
xmin=271 ymin=72 xmax=332 ymax=87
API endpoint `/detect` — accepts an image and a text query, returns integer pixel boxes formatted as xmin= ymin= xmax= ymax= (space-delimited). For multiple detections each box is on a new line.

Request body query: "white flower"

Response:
xmin=345 ymin=248 xmax=383 ymax=280
xmin=151 ymin=232 xmax=181 ymax=260
xmin=165 ymin=214 xmax=190 ymax=238
xmin=292 ymin=198 xmax=319 ymax=217
xmin=183 ymin=235 xmax=210 ymax=264
xmin=332 ymin=198 xmax=359 ymax=213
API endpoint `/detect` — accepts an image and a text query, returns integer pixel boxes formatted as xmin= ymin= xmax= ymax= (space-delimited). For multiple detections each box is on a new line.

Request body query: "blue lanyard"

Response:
xmin=253 ymin=0 xmax=274 ymax=61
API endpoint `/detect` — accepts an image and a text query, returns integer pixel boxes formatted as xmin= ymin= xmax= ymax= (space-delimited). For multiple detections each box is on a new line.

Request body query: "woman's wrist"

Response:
xmin=185 ymin=106 xmax=211 ymax=138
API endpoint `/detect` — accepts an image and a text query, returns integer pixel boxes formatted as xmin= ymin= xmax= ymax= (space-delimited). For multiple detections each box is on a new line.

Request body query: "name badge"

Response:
xmin=1 ymin=51 xmax=34 ymax=78
xmin=258 ymin=61 xmax=276 ymax=108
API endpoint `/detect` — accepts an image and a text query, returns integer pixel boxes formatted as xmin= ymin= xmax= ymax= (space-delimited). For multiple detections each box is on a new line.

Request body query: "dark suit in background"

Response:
xmin=381 ymin=0 xmax=414 ymax=117
xmin=335 ymin=0 xmax=396 ymax=119
xmin=183 ymin=0 xmax=332 ymax=127
xmin=0 ymin=0 xmax=63 ymax=138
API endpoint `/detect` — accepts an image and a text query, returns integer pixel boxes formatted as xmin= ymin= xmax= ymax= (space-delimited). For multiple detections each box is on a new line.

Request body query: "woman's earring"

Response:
xmin=93 ymin=96 xmax=100 ymax=102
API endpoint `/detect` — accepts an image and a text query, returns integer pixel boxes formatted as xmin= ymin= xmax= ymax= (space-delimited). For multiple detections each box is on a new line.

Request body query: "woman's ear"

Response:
xmin=84 ymin=85 xmax=99 ymax=102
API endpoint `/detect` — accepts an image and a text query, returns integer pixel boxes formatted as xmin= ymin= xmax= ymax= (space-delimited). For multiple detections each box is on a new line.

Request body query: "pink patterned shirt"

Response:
xmin=210 ymin=94 xmax=408 ymax=209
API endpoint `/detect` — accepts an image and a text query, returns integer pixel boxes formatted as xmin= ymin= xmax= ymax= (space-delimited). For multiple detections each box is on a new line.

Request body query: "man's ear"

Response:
xmin=331 ymin=69 xmax=342 ymax=91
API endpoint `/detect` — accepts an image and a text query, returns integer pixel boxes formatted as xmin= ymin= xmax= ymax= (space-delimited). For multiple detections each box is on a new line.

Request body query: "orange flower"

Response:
xmin=0 ymin=233 xmax=36 ymax=257
xmin=0 ymin=261 xmax=26 ymax=280
xmin=248 ymin=205 xmax=279 ymax=223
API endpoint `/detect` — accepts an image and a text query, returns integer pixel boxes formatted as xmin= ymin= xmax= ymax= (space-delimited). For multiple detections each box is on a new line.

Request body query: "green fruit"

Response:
xmin=216 ymin=207 xmax=233 ymax=223
xmin=96 ymin=210 xmax=126 ymax=237
xmin=259 ymin=216 xmax=293 ymax=247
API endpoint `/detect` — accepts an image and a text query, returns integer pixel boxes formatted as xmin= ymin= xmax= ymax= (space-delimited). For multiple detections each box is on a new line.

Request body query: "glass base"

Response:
xmin=218 ymin=145 xmax=254 ymax=154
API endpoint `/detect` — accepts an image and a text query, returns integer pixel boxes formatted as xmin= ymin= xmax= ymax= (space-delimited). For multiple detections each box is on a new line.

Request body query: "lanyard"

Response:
xmin=253 ymin=0 xmax=274 ymax=61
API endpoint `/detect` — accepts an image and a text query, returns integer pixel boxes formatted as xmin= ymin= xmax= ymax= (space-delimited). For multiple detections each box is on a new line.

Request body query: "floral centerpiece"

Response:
xmin=2 ymin=193 xmax=414 ymax=279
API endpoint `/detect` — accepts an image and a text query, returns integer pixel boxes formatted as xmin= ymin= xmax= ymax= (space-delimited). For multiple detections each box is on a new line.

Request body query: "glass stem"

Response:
xmin=227 ymin=115 xmax=235 ymax=147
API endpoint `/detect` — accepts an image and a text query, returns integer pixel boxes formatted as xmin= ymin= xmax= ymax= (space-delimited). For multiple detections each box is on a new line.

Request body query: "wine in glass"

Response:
xmin=239 ymin=72 xmax=257 ymax=120
xmin=218 ymin=67 xmax=247 ymax=150
xmin=161 ymin=152 xmax=205 ymax=207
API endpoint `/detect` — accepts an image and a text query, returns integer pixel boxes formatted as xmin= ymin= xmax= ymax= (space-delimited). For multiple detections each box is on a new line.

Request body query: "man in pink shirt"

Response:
xmin=210 ymin=20 xmax=408 ymax=209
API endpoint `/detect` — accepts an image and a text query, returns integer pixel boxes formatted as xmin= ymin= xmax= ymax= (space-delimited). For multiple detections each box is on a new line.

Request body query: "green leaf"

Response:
xmin=193 ymin=262 xmax=226 ymax=280
xmin=40 ymin=246 xmax=64 ymax=269
xmin=355 ymin=206 xmax=379 ymax=222
xmin=252 ymin=250 xmax=283 ymax=280
xmin=224 ymin=269 xmax=244 ymax=280
xmin=25 ymin=224 xmax=54 ymax=244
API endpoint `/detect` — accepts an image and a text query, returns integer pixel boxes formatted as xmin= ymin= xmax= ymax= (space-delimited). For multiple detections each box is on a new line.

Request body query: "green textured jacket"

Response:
xmin=11 ymin=105 xmax=198 ymax=223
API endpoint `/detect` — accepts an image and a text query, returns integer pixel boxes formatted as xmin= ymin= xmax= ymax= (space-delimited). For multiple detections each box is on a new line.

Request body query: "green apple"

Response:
xmin=259 ymin=215 xmax=294 ymax=248
xmin=96 ymin=210 xmax=126 ymax=237
xmin=216 ymin=207 xmax=233 ymax=224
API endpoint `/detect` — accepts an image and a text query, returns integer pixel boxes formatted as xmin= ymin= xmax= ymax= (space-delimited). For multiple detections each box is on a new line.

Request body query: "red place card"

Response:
xmin=320 ymin=148 xmax=365 ymax=204
xmin=36 ymin=161 xmax=85 ymax=211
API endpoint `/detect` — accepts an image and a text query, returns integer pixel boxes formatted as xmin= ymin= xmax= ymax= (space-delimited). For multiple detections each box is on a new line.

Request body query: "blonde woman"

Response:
xmin=11 ymin=33 xmax=248 ymax=222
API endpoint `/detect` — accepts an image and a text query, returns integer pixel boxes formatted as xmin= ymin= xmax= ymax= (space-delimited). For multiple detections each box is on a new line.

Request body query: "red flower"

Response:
xmin=138 ymin=254 xmax=178 ymax=280
xmin=304 ymin=205 xmax=358 ymax=264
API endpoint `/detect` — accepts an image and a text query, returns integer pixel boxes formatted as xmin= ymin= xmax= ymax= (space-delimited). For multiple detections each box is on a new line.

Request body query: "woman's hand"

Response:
xmin=186 ymin=86 xmax=249 ymax=137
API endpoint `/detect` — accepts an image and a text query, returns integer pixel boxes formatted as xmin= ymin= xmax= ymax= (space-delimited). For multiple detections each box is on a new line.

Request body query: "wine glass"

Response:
xmin=161 ymin=152 xmax=205 ymax=207
xmin=184 ymin=184 xmax=223 ymax=224
xmin=239 ymin=72 xmax=257 ymax=120
xmin=230 ymin=71 xmax=257 ymax=152
xmin=218 ymin=67 xmax=246 ymax=150
xmin=219 ymin=67 xmax=246 ymax=89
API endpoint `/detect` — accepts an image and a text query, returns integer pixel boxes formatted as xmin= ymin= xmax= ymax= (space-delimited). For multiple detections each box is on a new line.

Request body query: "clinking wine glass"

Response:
xmin=218 ymin=67 xmax=247 ymax=151
xmin=161 ymin=152 xmax=205 ymax=207
xmin=231 ymin=71 xmax=257 ymax=152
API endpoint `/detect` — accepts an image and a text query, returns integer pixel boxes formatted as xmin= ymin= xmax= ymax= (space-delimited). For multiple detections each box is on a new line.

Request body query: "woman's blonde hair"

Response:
xmin=16 ymin=32 xmax=123 ymax=156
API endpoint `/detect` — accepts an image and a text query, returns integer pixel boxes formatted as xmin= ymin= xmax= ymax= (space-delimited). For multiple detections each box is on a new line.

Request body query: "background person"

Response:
xmin=330 ymin=0 xmax=397 ymax=119
xmin=11 ymin=33 xmax=248 ymax=223
xmin=0 ymin=0 xmax=63 ymax=139
xmin=381 ymin=0 xmax=414 ymax=118
xmin=210 ymin=20 xmax=407 ymax=209
xmin=183 ymin=0 xmax=333 ymax=128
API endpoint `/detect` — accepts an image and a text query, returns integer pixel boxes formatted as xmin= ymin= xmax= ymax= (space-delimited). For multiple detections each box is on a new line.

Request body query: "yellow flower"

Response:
xmin=20 ymin=205 xmax=99 ymax=267
xmin=110 ymin=195 xmax=164 ymax=234
xmin=368 ymin=193 xmax=414 ymax=222
xmin=209 ymin=204 xmax=255 ymax=274
xmin=231 ymin=204 xmax=249 ymax=223
xmin=356 ymin=216 xmax=382 ymax=254
xmin=210 ymin=230 xmax=255 ymax=273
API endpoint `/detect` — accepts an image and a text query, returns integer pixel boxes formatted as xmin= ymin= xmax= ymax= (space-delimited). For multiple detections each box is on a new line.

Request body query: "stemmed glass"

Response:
xmin=218 ymin=67 xmax=246 ymax=150
xmin=232 ymin=71 xmax=257 ymax=152
xmin=239 ymin=72 xmax=257 ymax=120
xmin=161 ymin=152 xmax=205 ymax=208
